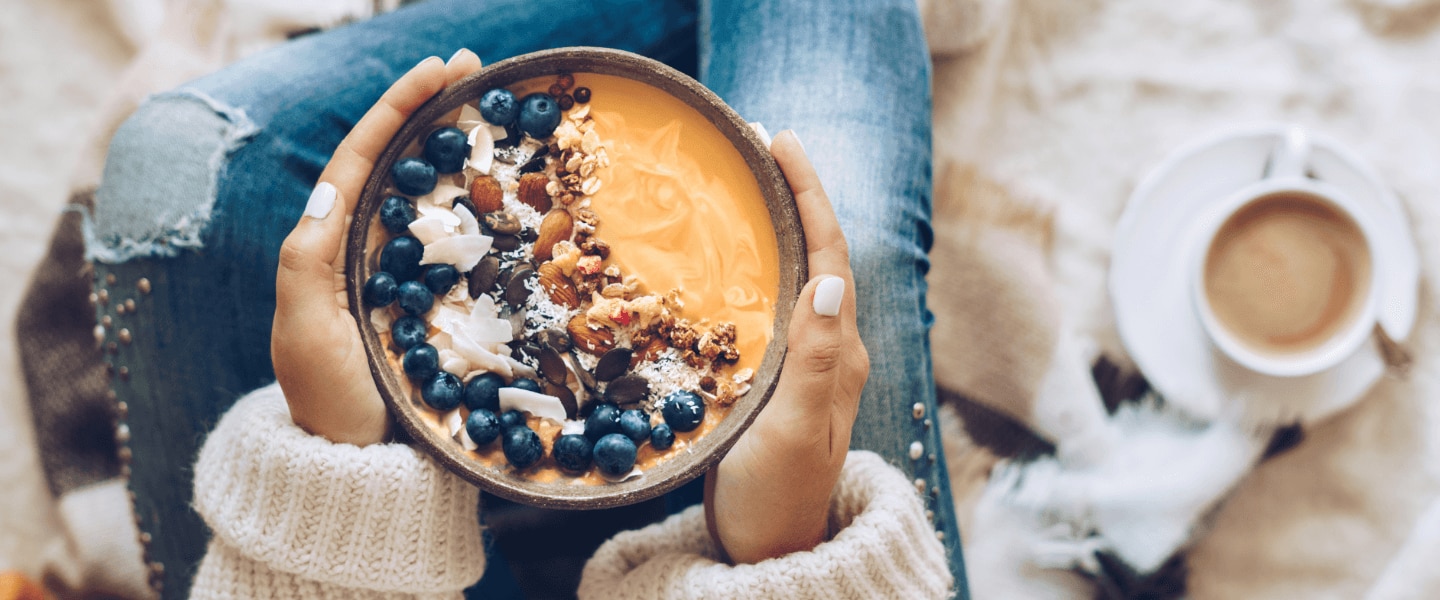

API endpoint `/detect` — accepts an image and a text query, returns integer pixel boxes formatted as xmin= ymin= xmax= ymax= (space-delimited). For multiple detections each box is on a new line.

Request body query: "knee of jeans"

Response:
xmin=89 ymin=90 xmax=258 ymax=264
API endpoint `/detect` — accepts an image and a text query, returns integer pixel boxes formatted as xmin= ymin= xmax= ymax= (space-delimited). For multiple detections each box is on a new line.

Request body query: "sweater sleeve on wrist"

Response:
xmin=576 ymin=450 xmax=953 ymax=599
xmin=191 ymin=383 xmax=485 ymax=596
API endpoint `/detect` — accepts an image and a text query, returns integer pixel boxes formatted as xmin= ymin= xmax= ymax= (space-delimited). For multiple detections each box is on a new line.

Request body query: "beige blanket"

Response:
xmin=926 ymin=0 xmax=1440 ymax=597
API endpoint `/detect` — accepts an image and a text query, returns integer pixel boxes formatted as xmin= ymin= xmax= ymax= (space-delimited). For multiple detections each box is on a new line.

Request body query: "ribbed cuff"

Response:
xmin=192 ymin=384 xmax=485 ymax=595
xmin=578 ymin=451 xmax=952 ymax=599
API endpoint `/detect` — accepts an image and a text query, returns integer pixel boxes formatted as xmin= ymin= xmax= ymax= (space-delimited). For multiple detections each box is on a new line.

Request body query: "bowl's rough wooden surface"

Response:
xmin=346 ymin=47 xmax=805 ymax=509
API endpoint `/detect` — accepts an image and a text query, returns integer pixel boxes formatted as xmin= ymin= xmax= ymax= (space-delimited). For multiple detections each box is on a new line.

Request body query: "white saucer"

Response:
xmin=1110 ymin=123 xmax=1420 ymax=426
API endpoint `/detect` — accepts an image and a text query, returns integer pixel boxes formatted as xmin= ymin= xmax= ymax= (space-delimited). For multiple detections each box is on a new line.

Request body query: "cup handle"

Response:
xmin=1266 ymin=126 xmax=1310 ymax=180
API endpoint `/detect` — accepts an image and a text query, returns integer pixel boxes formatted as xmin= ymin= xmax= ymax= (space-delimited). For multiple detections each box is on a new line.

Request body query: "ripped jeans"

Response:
xmin=91 ymin=0 xmax=965 ymax=597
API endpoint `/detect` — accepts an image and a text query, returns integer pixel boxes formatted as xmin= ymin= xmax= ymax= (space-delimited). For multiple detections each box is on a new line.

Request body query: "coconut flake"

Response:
xmin=444 ymin=408 xmax=464 ymax=437
xmin=439 ymin=348 xmax=469 ymax=376
xmin=427 ymin=330 xmax=453 ymax=352
xmin=455 ymin=203 xmax=481 ymax=236
xmin=499 ymin=388 xmax=567 ymax=423
xmin=599 ymin=466 xmax=644 ymax=483
xmin=467 ymin=123 xmax=495 ymax=175
xmin=561 ymin=420 xmax=586 ymax=436
xmin=371 ymin=308 xmax=394 ymax=333
xmin=506 ymin=356 xmax=538 ymax=380
xmin=456 ymin=422 xmax=479 ymax=451
xmin=431 ymin=305 xmax=469 ymax=333
xmin=438 ymin=302 xmax=511 ymax=353
xmin=408 ymin=215 xmax=452 ymax=245
xmin=451 ymin=332 xmax=513 ymax=378
xmin=470 ymin=295 xmax=500 ymax=320
xmin=421 ymin=234 xmax=493 ymax=271
xmin=458 ymin=104 xmax=481 ymax=125
xmin=417 ymin=183 xmax=468 ymax=209
xmin=415 ymin=201 xmax=463 ymax=230
xmin=443 ymin=283 xmax=470 ymax=305
xmin=469 ymin=317 xmax=513 ymax=348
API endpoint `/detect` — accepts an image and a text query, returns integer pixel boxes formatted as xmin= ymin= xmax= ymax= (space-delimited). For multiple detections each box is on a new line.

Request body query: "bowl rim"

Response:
xmin=345 ymin=47 xmax=806 ymax=509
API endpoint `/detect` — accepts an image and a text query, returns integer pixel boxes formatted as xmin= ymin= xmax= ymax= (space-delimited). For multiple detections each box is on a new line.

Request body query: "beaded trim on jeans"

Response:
xmin=93 ymin=265 xmax=166 ymax=594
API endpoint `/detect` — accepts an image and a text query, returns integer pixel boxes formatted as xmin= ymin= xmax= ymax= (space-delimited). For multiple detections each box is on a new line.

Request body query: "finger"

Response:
xmin=771 ymin=130 xmax=857 ymax=322
xmin=770 ymin=274 xmax=851 ymax=416
xmin=444 ymin=48 xmax=483 ymax=85
xmin=276 ymin=56 xmax=448 ymax=323
xmin=325 ymin=55 xmax=449 ymax=213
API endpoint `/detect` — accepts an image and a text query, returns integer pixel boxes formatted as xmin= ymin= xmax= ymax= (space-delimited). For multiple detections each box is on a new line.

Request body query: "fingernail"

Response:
xmin=304 ymin=182 xmax=336 ymax=219
xmin=813 ymin=276 xmax=844 ymax=317
xmin=788 ymin=130 xmax=805 ymax=153
xmin=415 ymin=56 xmax=441 ymax=70
xmin=447 ymin=48 xmax=469 ymax=66
xmin=749 ymin=122 xmax=773 ymax=149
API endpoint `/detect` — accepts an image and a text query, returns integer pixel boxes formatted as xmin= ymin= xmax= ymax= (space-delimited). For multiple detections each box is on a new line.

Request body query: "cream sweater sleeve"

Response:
xmin=577 ymin=451 xmax=954 ymax=599
xmin=188 ymin=383 xmax=486 ymax=599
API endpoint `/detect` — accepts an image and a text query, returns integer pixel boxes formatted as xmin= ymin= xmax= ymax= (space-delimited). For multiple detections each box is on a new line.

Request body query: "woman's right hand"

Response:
xmin=271 ymin=50 xmax=481 ymax=446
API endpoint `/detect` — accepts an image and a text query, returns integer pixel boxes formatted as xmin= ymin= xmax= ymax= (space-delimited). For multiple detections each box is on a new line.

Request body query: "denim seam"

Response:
xmin=86 ymin=89 xmax=258 ymax=264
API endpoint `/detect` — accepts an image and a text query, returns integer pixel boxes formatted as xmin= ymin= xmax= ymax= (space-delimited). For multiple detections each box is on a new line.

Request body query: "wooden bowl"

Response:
xmin=345 ymin=47 xmax=805 ymax=509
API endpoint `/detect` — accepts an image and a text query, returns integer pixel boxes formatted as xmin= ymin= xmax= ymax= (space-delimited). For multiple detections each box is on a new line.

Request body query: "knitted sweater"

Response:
xmin=188 ymin=384 xmax=952 ymax=598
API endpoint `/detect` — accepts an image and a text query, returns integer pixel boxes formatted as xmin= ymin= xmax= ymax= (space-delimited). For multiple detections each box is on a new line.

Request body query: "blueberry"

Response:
xmin=422 ymin=372 xmax=463 ymax=411
xmin=362 ymin=272 xmax=398 ymax=307
xmin=499 ymin=409 xmax=525 ymax=430
xmin=619 ymin=409 xmax=650 ymax=445
xmin=509 ymin=378 xmax=543 ymax=394
xmin=423 ymin=264 xmax=462 ymax=294
xmin=585 ymin=402 xmax=623 ymax=442
xmin=423 ymin=126 xmax=469 ymax=174
xmin=553 ymin=434 xmax=593 ymax=472
xmin=479 ymin=89 xmax=519 ymax=126
xmin=379 ymin=236 xmax=424 ymax=282
xmin=650 ymin=423 xmax=675 ymax=450
xmin=518 ymin=93 xmax=561 ymax=138
xmin=402 ymin=343 xmax=439 ymax=382
xmin=661 ymin=390 xmax=706 ymax=432
xmin=464 ymin=372 xmax=505 ymax=412
xmin=391 ymin=157 xmax=437 ymax=196
xmin=466 ymin=408 xmax=501 ymax=446
xmin=391 ymin=316 xmax=428 ymax=350
xmin=396 ymin=280 xmax=434 ymax=315
xmin=379 ymin=196 xmax=416 ymax=233
xmin=593 ymin=433 xmax=637 ymax=477
xmin=502 ymin=425 xmax=543 ymax=469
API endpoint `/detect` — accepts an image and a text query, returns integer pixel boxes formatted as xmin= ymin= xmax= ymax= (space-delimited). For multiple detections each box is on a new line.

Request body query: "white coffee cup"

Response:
xmin=1189 ymin=127 xmax=1385 ymax=378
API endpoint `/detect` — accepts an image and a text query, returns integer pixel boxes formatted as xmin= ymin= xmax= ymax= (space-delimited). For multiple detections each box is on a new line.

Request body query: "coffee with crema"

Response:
xmin=1203 ymin=192 xmax=1371 ymax=356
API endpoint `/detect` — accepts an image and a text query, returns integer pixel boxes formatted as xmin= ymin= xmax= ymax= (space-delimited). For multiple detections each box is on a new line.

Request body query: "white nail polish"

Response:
xmin=447 ymin=48 xmax=467 ymax=66
xmin=304 ymin=182 xmax=336 ymax=219
xmin=813 ymin=276 xmax=844 ymax=317
xmin=749 ymin=122 xmax=773 ymax=149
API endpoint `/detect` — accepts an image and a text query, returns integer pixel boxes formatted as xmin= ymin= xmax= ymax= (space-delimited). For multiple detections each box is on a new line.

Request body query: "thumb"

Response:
xmin=275 ymin=181 xmax=346 ymax=322
xmin=774 ymin=274 xmax=850 ymax=409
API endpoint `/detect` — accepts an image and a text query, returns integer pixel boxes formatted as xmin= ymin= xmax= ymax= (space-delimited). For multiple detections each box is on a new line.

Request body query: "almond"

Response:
xmin=538 ymin=263 xmax=580 ymax=308
xmin=517 ymin=173 xmax=553 ymax=212
xmin=567 ymin=315 xmax=614 ymax=355
xmin=533 ymin=209 xmax=573 ymax=262
xmin=469 ymin=175 xmax=504 ymax=213
xmin=632 ymin=338 xmax=669 ymax=367
xmin=537 ymin=261 xmax=564 ymax=280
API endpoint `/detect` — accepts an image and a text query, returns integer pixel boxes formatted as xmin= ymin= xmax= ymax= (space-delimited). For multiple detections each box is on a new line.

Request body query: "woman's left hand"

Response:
xmin=704 ymin=130 xmax=870 ymax=564
xmin=271 ymin=50 xmax=482 ymax=447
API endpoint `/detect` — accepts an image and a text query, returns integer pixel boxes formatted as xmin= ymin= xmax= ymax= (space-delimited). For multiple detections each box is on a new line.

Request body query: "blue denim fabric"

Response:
xmin=92 ymin=0 xmax=966 ymax=597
